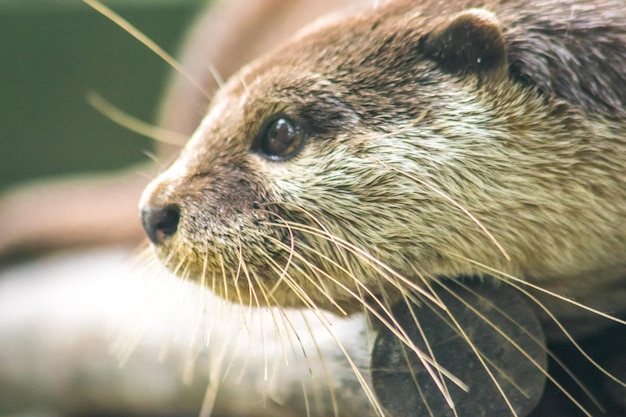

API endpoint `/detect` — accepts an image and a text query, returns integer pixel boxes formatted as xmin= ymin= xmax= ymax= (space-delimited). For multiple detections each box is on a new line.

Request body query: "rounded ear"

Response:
xmin=420 ymin=8 xmax=507 ymax=77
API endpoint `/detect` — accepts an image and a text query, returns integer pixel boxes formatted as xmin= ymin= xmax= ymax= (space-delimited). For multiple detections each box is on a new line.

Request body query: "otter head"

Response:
xmin=139 ymin=1 xmax=626 ymax=314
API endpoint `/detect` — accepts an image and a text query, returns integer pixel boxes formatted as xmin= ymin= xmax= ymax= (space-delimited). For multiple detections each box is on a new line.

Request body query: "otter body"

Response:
xmin=138 ymin=0 xmax=626 ymax=415
xmin=141 ymin=0 xmax=626 ymax=320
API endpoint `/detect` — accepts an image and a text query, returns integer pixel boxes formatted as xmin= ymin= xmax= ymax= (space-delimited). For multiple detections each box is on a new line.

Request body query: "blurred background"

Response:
xmin=0 ymin=0 xmax=204 ymax=192
xmin=2 ymin=3 xmax=624 ymax=417
xmin=0 ymin=3 xmax=215 ymax=416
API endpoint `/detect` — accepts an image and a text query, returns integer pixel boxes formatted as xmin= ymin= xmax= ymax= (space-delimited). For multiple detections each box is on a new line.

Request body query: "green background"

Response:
xmin=0 ymin=0 xmax=205 ymax=192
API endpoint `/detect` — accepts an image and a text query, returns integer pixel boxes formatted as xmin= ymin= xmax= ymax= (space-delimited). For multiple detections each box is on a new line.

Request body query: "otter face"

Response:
xmin=139 ymin=3 xmax=626 ymax=314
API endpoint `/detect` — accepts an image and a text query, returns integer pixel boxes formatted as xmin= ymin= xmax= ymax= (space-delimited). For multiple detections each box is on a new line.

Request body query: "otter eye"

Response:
xmin=258 ymin=116 xmax=306 ymax=161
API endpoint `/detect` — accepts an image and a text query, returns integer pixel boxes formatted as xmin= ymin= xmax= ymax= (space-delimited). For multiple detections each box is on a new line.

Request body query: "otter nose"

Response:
xmin=140 ymin=204 xmax=180 ymax=245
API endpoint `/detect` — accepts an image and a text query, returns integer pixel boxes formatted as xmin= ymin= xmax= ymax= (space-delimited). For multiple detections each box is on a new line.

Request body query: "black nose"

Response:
xmin=140 ymin=204 xmax=181 ymax=245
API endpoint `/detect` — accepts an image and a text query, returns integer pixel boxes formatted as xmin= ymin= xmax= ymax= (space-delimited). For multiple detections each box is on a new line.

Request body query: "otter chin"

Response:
xmin=139 ymin=0 xmax=626 ymax=321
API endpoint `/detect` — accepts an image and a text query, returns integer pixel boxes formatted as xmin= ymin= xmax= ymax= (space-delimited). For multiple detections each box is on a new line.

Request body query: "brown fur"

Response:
xmin=0 ymin=0 xmax=359 ymax=259
xmin=141 ymin=0 xmax=626 ymax=323
xmin=0 ymin=0 xmax=622 ymax=415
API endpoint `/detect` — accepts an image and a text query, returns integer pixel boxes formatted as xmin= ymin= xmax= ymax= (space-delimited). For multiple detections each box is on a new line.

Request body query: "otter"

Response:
xmin=141 ymin=0 xmax=626 ymax=316
xmin=138 ymin=0 xmax=626 ymax=415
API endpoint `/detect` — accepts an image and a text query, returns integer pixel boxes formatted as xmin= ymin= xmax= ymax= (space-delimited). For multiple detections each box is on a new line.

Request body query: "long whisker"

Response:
xmin=420 ymin=279 xmax=519 ymax=417
xmin=513 ymin=280 xmax=626 ymax=389
xmin=451 ymin=279 xmax=605 ymax=414
xmin=232 ymin=238 xmax=254 ymax=354
xmin=83 ymin=0 xmax=211 ymax=98
xmin=309 ymin=310 xmax=387 ymax=417
xmin=87 ymin=92 xmax=189 ymax=145
xmin=249 ymin=271 xmax=290 ymax=368
xmin=237 ymin=234 xmax=260 ymax=315
xmin=258 ymin=250 xmax=332 ymax=317
xmin=274 ymin=307 xmax=315 ymax=417
xmin=239 ymin=75 xmax=251 ymax=99
xmin=207 ymin=64 xmax=225 ymax=89
xmin=252 ymin=210 xmax=348 ymax=315
xmin=200 ymin=251 xmax=217 ymax=349
xmin=111 ymin=250 xmax=166 ymax=365
xmin=186 ymin=248 xmax=211 ymax=351
xmin=399 ymin=292 xmax=456 ymax=415
xmin=261 ymin=238 xmax=469 ymax=392
xmin=455 ymin=256 xmax=626 ymax=389
xmin=218 ymin=253 xmax=229 ymax=302
xmin=199 ymin=327 xmax=232 ymax=417
xmin=261 ymin=216 xmax=444 ymax=309
xmin=374 ymin=278 xmax=455 ymax=415
xmin=376 ymin=159 xmax=510 ymax=261
xmin=299 ymin=312 xmax=341 ymax=417
xmin=454 ymin=255 xmax=626 ymax=326
xmin=161 ymin=261 xmax=195 ymax=361
xmin=236 ymin=240 xmax=269 ymax=386
xmin=439 ymin=282 xmax=537 ymax=396
xmin=253 ymin=273 xmax=320 ymax=417
xmin=255 ymin=211 xmax=297 ymax=298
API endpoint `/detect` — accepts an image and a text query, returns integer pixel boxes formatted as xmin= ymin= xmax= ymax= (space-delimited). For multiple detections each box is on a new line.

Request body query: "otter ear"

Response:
xmin=420 ymin=8 xmax=507 ymax=76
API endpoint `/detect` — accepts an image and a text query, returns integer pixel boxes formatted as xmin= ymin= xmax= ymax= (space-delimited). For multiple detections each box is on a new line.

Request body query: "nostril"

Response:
xmin=140 ymin=204 xmax=181 ymax=245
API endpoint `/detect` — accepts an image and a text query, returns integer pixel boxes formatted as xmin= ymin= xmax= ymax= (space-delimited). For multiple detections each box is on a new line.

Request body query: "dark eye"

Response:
xmin=258 ymin=116 xmax=306 ymax=161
